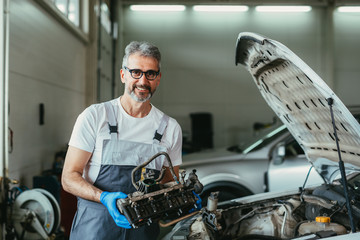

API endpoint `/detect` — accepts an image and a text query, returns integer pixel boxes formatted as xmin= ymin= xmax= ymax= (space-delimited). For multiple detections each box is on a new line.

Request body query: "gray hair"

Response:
xmin=122 ymin=41 xmax=161 ymax=69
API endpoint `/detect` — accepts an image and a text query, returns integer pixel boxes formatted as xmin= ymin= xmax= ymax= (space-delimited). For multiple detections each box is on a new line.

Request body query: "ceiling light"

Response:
xmin=255 ymin=6 xmax=312 ymax=12
xmin=193 ymin=5 xmax=249 ymax=12
xmin=337 ymin=6 xmax=360 ymax=12
xmin=129 ymin=5 xmax=186 ymax=12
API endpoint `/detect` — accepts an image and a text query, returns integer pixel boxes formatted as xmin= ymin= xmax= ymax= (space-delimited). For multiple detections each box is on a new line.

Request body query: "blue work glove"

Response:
xmin=189 ymin=191 xmax=202 ymax=213
xmin=100 ymin=191 xmax=132 ymax=229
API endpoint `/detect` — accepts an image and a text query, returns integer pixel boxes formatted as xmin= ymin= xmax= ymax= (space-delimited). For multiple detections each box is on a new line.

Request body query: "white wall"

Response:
xmin=121 ymin=6 xmax=328 ymax=148
xmin=8 ymin=0 xmax=87 ymax=186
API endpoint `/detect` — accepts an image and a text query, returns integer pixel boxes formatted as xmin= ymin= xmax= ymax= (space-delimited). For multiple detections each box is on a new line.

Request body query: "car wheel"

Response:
xmin=200 ymin=181 xmax=253 ymax=206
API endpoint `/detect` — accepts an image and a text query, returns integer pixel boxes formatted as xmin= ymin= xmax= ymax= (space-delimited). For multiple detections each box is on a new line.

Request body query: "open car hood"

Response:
xmin=235 ymin=32 xmax=360 ymax=183
xmin=164 ymin=33 xmax=360 ymax=240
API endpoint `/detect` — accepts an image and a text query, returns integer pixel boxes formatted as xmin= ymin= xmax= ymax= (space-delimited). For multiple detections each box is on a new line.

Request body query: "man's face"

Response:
xmin=120 ymin=53 xmax=161 ymax=103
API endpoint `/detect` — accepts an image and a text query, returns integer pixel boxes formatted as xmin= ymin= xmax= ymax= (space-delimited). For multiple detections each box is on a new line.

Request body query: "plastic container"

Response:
xmin=298 ymin=216 xmax=347 ymax=236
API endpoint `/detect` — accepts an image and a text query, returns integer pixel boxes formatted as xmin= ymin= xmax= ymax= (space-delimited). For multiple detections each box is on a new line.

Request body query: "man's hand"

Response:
xmin=100 ymin=191 xmax=132 ymax=229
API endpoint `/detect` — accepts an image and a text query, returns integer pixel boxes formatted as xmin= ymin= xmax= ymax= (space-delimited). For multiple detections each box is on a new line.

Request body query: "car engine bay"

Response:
xmin=167 ymin=173 xmax=360 ymax=240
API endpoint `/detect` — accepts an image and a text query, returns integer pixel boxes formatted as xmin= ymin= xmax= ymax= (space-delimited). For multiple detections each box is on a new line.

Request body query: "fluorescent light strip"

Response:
xmin=193 ymin=5 xmax=249 ymax=12
xmin=256 ymin=6 xmax=312 ymax=12
xmin=130 ymin=5 xmax=186 ymax=12
xmin=338 ymin=6 xmax=360 ymax=12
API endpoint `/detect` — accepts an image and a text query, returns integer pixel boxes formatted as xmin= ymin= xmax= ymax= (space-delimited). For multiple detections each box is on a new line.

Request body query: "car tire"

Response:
xmin=200 ymin=181 xmax=253 ymax=206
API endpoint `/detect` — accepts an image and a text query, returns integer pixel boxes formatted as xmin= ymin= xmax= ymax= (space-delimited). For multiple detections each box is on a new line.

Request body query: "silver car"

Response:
xmin=182 ymin=121 xmax=324 ymax=203
xmin=165 ymin=32 xmax=360 ymax=240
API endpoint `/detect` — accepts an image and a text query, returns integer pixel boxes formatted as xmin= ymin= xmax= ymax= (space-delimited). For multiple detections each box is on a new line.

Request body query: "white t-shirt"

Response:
xmin=68 ymin=97 xmax=183 ymax=184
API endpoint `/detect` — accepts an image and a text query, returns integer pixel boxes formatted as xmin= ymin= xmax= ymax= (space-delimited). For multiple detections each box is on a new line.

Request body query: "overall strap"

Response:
xmin=104 ymin=101 xmax=118 ymax=140
xmin=153 ymin=114 xmax=169 ymax=144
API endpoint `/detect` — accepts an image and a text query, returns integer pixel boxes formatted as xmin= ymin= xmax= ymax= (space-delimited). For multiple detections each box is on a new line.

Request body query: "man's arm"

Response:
xmin=61 ymin=146 xmax=103 ymax=202
xmin=62 ymin=146 xmax=132 ymax=228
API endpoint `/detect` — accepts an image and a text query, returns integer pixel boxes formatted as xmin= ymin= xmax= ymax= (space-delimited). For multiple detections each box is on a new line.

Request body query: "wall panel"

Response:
xmin=334 ymin=10 xmax=360 ymax=105
xmin=121 ymin=6 xmax=324 ymax=148
xmin=8 ymin=0 xmax=87 ymax=186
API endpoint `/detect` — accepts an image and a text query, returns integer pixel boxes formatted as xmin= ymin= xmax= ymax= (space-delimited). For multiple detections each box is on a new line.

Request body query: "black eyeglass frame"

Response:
xmin=123 ymin=66 xmax=160 ymax=81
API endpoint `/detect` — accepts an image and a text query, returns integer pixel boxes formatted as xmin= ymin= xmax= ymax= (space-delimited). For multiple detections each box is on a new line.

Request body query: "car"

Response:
xmin=182 ymin=110 xmax=360 ymax=204
xmin=164 ymin=32 xmax=360 ymax=240
xmin=181 ymin=123 xmax=324 ymax=203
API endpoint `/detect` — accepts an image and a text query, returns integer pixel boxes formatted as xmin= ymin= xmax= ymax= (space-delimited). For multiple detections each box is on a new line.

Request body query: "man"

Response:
xmin=62 ymin=41 xmax=183 ymax=239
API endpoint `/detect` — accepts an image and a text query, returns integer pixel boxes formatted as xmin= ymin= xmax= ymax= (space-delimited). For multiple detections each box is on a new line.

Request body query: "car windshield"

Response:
xmin=228 ymin=111 xmax=360 ymax=155
xmin=228 ymin=124 xmax=288 ymax=154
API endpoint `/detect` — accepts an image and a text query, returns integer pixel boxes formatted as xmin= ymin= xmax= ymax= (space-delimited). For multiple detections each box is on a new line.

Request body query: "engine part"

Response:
xmin=206 ymin=191 xmax=219 ymax=212
xmin=203 ymin=191 xmax=223 ymax=233
xmin=117 ymin=152 xmax=203 ymax=228
xmin=298 ymin=216 xmax=347 ymax=236
xmin=11 ymin=189 xmax=60 ymax=240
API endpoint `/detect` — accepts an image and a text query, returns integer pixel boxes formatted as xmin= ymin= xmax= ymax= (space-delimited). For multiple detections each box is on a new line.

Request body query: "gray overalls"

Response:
xmin=70 ymin=101 xmax=169 ymax=240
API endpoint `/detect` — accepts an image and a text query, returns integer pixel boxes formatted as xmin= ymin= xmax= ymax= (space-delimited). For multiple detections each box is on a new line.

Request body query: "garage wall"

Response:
xmin=6 ymin=2 xmax=360 ymax=186
xmin=120 ymin=6 xmax=329 ymax=149
xmin=334 ymin=10 xmax=360 ymax=106
xmin=8 ymin=0 xmax=87 ymax=186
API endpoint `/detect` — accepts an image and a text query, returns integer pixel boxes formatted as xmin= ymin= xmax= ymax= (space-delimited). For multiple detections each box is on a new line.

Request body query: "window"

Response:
xmin=36 ymin=0 xmax=89 ymax=42
xmin=54 ymin=0 xmax=80 ymax=27
xmin=100 ymin=2 xmax=111 ymax=34
xmin=285 ymin=139 xmax=304 ymax=156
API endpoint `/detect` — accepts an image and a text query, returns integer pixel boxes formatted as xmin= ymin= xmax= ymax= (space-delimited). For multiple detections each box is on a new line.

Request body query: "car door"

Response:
xmin=267 ymin=137 xmax=324 ymax=192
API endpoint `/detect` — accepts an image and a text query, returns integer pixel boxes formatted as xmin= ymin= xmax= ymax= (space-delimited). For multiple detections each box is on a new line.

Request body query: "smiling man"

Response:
xmin=62 ymin=41 xmax=183 ymax=240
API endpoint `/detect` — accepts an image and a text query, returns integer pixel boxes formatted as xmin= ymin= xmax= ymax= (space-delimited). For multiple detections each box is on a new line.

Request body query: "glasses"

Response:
xmin=124 ymin=66 xmax=160 ymax=80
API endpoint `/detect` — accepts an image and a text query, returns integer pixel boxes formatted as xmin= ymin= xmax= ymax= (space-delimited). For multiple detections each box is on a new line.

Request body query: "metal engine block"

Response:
xmin=117 ymin=152 xmax=203 ymax=228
